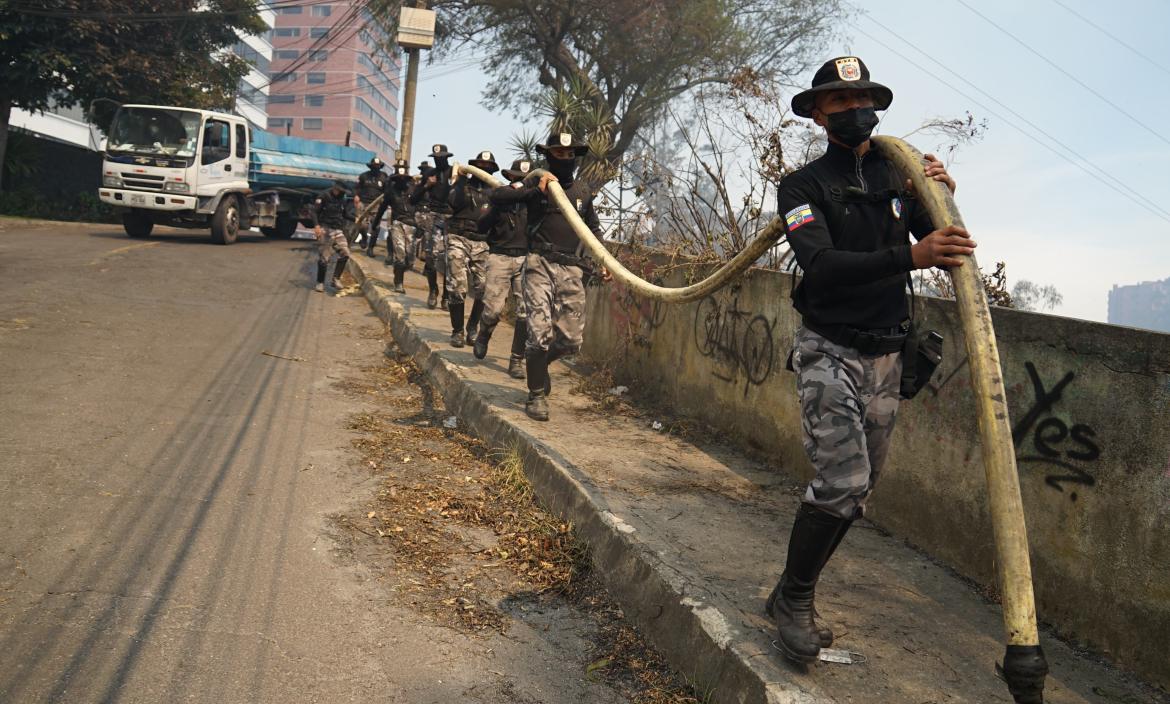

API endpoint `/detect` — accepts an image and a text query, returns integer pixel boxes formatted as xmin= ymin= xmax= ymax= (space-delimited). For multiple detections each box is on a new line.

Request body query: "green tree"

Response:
xmin=375 ymin=0 xmax=845 ymax=184
xmin=0 ymin=0 xmax=266 ymax=191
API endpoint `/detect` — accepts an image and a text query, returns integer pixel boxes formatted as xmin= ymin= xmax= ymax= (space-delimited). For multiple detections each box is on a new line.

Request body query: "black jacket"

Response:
xmin=310 ymin=188 xmax=350 ymax=229
xmin=356 ymin=169 xmax=387 ymax=202
xmin=492 ymin=176 xmax=602 ymax=254
xmin=481 ymin=184 xmax=529 ymax=254
xmin=447 ymin=175 xmax=493 ymax=240
xmin=385 ymin=177 xmax=415 ymax=226
xmin=409 ymin=166 xmax=453 ymax=215
xmin=778 ymin=141 xmax=934 ymax=329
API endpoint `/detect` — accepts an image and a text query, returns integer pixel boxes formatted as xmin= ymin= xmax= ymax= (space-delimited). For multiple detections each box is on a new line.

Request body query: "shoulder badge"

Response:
xmin=784 ymin=203 xmax=815 ymax=231
xmin=890 ymin=196 xmax=903 ymax=220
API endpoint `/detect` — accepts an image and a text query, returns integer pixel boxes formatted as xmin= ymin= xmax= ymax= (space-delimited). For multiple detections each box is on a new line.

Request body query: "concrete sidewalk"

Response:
xmin=347 ymin=254 xmax=1163 ymax=704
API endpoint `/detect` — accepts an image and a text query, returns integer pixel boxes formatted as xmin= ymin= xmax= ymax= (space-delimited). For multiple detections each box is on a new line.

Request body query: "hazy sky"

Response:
xmin=406 ymin=0 xmax=1170 ymax=323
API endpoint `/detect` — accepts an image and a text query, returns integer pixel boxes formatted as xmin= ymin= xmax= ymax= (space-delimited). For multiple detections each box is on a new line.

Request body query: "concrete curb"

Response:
xmin=347 ymin=258 xmax=823 ymax=704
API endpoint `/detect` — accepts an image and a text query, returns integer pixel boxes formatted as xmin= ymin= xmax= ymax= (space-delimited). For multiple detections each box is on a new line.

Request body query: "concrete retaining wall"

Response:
xmin=582 ymin=263 xmax=1170 ymax=688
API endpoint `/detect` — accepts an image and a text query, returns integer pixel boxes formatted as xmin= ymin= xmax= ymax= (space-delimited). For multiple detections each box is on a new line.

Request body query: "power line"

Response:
xmin=952 ymin=0 xmax=1170 ymax=149
xmin=852 ymin=16 xmax=1170 ymax=226
xmin=2 ymin=0 xmax=337 ymax=22
xmin=1048 ymin=0 xmax=1170 ymax=74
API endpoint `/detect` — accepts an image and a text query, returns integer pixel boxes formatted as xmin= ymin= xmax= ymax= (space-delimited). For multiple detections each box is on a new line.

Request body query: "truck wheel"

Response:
xmin=210 ymin=195 xmax=240 ymax=245
xmin=123 ymin=210 xmax=154 ymax=238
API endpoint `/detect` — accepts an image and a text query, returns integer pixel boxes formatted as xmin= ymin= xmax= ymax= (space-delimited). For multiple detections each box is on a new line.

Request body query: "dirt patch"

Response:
xmin=331 ymin=333 xmax=709 ymax=703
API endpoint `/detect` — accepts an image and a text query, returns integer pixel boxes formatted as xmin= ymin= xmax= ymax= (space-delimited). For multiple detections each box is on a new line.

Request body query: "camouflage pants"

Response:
xmin=414 ymin=212 xmax=443 ymax=274
xmin=481 ymin=253 xmax=526 ymax=332
xmin=387 ymin=221 xmax=415 ymax=267
xmin=794 ymin=326 xmax=903 ymax=520
xmin=446 ymin=233 xmax=489 ymax=304
xmin=522 ymin=253 xmax=585 ymax=354
xmin=316 ymin=228 xmax=350 ymax=264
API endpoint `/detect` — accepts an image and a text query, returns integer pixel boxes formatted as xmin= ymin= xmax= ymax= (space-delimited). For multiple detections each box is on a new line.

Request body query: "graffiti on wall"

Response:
xmin=692 ymin=293 xmax=777 ymax=397
xmin=929 ymin=356 xmax=1101 ymax=499
xmin=1012 ymin=361 xmax=1100 ymax=498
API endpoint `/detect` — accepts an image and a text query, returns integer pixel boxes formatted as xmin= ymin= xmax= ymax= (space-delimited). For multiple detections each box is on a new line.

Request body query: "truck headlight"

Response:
xmin=102 ymin=175 xmax=123 ymax=188
xmin=164 ymin=181 xmax=190 ymax=193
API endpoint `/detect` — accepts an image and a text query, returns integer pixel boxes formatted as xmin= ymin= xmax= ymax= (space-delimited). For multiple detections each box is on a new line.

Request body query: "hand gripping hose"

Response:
xmin=454 ymin=163 xmax=785 ymax=304
xmin=464 ymin=145 xmax=1048 ymax=701
xmin=873 ymin=135 xmax=1048 ymax=703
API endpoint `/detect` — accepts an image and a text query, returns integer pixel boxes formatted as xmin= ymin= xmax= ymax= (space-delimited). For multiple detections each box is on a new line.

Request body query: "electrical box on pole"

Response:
xmin=397 ymin=7 xmax=435 ymax=50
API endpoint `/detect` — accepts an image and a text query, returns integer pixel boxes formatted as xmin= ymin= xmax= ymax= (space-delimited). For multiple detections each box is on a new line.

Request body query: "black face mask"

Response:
xmin=826 ymin=107 xmax=880 ymax=148
xmin=433 ymin=156 xmax=449 ymax=170
xmin=547 ymin=156 xmax=576 ymax=183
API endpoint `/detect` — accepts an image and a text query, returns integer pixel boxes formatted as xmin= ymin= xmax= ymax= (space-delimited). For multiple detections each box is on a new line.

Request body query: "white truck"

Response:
xmin=98 ymin=104 xmax=374 ymax=243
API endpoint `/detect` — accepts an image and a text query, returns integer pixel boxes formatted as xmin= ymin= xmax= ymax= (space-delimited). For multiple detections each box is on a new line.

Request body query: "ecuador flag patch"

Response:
xmin=785 ymin=204 xmax=815 ymax=231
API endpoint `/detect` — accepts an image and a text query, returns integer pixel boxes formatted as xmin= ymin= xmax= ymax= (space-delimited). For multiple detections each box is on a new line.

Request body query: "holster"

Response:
xmin=899 ymin=321 xmax=944 ymax=400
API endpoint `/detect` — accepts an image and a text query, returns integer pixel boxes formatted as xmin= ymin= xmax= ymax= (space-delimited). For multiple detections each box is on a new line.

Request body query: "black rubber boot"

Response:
xmin=544 ymin=342 xmax=573 ymax=396
xmin=511 ymin=320 xmax=528 ymax=359
xmin=314 ymin=261 xmax=327 ymax=292
xmin=426 ymin=269 xmax=439 ymax=308
xmin=365 ymin=237 xmax=377 ymax=257
xmin=449 ymin=301 xmax=466 ymax=347
xmin=772 ymin=504 xmax=849 ymax=663
xmin=525 ymin=349 xmax=550 ymax=420
xmin=440 ymin=285 xmax=449 ymax=311
xmin=332 ymin=256 xmax=349 ymax=289
xmin=507 ymin=355 xmax=525 ymax=379
xmin=473 ymin=329 xmax=490 ymax=360
xmin=466 ymin=298 xmax=484 ymax=342
xmin=393 ymin=265 xmax=406 ymax=293
xmin=766 ymin=517 xmax=853 ymax=647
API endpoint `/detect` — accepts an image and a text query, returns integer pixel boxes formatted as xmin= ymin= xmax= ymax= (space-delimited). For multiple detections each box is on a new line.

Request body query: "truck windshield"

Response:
xmin=107 ymin=107 xmax=202 ymax=157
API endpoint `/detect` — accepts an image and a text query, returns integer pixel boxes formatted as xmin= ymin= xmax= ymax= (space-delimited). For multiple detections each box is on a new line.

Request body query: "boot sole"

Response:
xmin=773 ymin=637 xmax=819 ymax=665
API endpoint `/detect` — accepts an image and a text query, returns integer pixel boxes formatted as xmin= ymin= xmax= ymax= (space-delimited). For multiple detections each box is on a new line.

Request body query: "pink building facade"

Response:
xmin=266 ymin=2 xmax=401 ymax=159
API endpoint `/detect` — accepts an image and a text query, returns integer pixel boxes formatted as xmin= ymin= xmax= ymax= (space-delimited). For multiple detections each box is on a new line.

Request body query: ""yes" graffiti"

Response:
xmin=1012 ymin=362 xmax=1100 ymax=497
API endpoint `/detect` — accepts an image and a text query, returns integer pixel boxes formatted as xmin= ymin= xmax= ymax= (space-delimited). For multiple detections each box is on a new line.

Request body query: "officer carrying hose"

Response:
xmin=472 ymin=159 xmax=535 ymax=379
xmin=410 ymin=144 xmax=455 ymax=309
xmin=353 ymin=157 xmax=387 ymax=254
xmin=491 ymin=132 xmax=609 ymax=421
xmin=309 ymin=180 xmax=355 ymax=293
xmin=766 ymin=56 xmax=974 ymax=664
xmin=445 ymin=150 xmax=498 ymax=347
xmin=383 ymin=159 xmax=416 ymax=293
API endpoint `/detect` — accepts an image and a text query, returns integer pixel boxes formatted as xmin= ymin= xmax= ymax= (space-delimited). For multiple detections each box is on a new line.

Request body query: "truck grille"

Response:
xmin=120 ymin=172 xmax=165 ymax=192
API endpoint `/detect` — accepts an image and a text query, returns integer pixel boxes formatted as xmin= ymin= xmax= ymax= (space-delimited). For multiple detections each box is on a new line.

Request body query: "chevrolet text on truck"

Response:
xmin=98 ymin=104 xmax=375 ymax=243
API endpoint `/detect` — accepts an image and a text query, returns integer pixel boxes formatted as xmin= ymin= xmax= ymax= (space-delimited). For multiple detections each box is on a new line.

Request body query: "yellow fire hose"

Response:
xmin=459 ymin=144 xmax=1048 ymax=701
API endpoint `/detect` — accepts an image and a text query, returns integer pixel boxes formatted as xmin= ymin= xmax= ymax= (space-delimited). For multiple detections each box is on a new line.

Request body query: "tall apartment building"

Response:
xmin=265 ymin=2 xmax=401 ymax=157
xmin=1108 ymin=277 xmax=1170 ymax=334
xmin=231 ymin=2 xmax=277 ymax=127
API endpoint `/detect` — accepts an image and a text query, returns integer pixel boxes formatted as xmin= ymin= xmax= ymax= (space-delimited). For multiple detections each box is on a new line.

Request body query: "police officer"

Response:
xmin=444 ymin=150 xmax=497 ymax=347
xmin=492 ymin=132 xmax=607 ymax=421
xmin=309 ymin=179 xmax=355 ymax=293
xmin=354 ymin=157 xmax=386 ymax=253
xmin=768 ymin=56 xmax=970 ymax=663
xmin=410 ymin=144 xmax=455 ymax=309
xmin=472 ymin=159 xmax=533 ymax=379
xmin=382 ymin=159 xmax=416 ymax=293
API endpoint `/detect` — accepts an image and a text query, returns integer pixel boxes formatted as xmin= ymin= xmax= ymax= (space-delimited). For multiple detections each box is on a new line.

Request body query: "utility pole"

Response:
xmin=395 ymin=1 xmax=435 ymax=166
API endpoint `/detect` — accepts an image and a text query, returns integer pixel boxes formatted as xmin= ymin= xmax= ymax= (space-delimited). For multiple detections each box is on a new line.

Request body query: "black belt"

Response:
xmin=804 ymin=319 xmax=908 ymax=355
xmin=490 ymin=246 xmax=527 ymax=256
xmin=532 ymin=243 xmax=586 ymax=267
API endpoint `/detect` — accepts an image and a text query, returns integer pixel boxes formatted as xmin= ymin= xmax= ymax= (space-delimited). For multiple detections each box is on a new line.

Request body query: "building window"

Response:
xmin=272 ymin=72 xmax=297 ymax=82
xmin=307 ymin=72 xmax=326 ymax=84
xmin=310 ymin=27 xmax=329 ymax=39
xmin=304 ymin=94 xmax=324 ymax=107
xmin=268 ymin=117 xmax=293 ymax=130
xmin=311 ymin=5 xmax=332 ymax=16
xmin=303 ymin=118 xmax=323 ymax=130
xmin=274 ymin=27 xmax=300 ymax=37
xmin=309 ymin=50 xmax=328 ymax=62
xmin=269 ymin=94 xmax=295 ymax=104
xmin=278 ymin=5 xmax=302 ymax=13
xmin=274 ymin=49 xmax=299 ymax=60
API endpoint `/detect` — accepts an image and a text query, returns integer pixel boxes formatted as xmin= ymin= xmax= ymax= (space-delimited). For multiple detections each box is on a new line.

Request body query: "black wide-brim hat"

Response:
xmin=501 ymin=159 xmax=534 ymax=182
xmin=390 ymin=158 xmax=411 ymax=180
xmin=791 ymin=56 xmax=893 ymax=118
xmin=429 ymin=143 xmax=454 ymax=159
xmin=535 ymin=131 xmax=588 ymax=157
xmin=367 ymin=157 xmax=384 ymax=170
xmin=467 ymin=150 xmax=499 ymax=174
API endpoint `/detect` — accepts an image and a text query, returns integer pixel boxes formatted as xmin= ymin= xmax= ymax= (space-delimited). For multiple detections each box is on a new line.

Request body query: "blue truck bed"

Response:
xmin=248 ymin=130 xmax=375 ymax=193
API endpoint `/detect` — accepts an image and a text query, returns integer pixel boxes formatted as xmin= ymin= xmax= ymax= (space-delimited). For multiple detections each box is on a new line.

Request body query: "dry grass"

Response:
xmin=332 ymin=341 xmax=710 ymax=703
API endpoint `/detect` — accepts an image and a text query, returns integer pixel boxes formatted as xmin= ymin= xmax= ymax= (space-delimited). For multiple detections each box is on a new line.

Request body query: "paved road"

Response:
xmin=0 ymin=222 xmax=634 ymax=703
